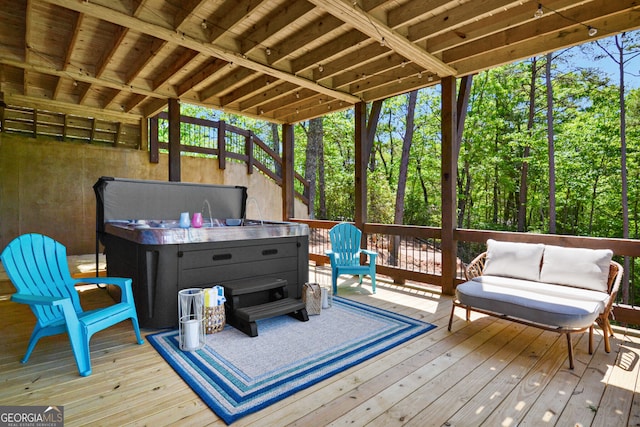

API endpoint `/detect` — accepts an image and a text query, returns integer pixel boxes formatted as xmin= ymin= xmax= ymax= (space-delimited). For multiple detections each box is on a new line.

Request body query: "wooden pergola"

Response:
xmin=1 ymin=0 xmax=639 ymax=295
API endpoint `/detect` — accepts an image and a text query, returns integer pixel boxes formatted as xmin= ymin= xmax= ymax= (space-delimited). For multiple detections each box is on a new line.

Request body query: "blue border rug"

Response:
xmin=147 ymin=297 xmax=436 ymax=424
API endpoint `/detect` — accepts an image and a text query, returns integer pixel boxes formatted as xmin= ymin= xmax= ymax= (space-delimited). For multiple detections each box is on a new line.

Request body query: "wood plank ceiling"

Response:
xmin=1 ymin=0 xmax=639 ymax=125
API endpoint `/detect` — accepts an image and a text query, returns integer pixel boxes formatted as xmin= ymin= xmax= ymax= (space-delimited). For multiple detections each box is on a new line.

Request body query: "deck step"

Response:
xmin=223 ymin=277 xmax=288 ymax=296
xmin=235 ymin=298 xmax=306 ymax=322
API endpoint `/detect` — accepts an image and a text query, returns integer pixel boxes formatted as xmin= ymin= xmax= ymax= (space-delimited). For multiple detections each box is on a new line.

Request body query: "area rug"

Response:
xmin=147 ymin=297 xmax=436 ymax=424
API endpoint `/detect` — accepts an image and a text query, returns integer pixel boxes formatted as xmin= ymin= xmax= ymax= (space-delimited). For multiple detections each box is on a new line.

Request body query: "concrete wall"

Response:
xmin=0 ymin=132 xmax=308 ymax=254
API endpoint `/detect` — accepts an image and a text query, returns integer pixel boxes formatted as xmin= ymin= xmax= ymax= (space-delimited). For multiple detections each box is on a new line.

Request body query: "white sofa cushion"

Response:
xmin=540 ymin=245 xmax=612 ymax=292
xmin=482 ymin=239 xmax=545 ymax=282
xmin=456 ymin=276 xmax=608 ymax=329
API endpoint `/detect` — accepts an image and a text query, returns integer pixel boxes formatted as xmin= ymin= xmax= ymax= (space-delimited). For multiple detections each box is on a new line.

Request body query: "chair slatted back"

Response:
xmin=329 ymin=223 xmax=363 ymax=267
xmin=1 ymin=234 xmax=81 ymax=326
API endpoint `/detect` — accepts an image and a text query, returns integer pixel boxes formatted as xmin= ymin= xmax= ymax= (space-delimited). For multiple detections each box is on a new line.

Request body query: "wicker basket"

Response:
xmin=303 ymin=282 xmax=322 ymax=315
xmin=204 ymin=304 xmax=226 ymax=334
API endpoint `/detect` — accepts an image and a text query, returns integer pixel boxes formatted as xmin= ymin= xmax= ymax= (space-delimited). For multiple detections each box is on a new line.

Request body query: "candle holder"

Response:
xmin=178 ymin=288 xmax=205 ymax=351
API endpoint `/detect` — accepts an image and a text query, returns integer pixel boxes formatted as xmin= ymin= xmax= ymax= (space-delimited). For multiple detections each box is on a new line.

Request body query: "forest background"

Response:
xmin=175 ymin=31 xmax=640 ymax=300
xmin=181 ymin=32 xmax=639 ymax=237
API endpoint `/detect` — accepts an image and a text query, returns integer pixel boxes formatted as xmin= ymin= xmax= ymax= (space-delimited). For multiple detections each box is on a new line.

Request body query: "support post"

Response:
xmin=168 ymin=98 xmax=181 ymax=182
xmin=282 ymin=123 xmax=295 ymax=220
xmin=218 ymin=120 xmax=226 ymax=170
xmin=149 ymin=116 xmax=159 ymax=163
xmin=441 ymin=76 xmax=458 ymax=295
xmin=354 ymin=102 xmax=367 ymax=230
xmin=139 ymin=117 xmax=147 ymax=151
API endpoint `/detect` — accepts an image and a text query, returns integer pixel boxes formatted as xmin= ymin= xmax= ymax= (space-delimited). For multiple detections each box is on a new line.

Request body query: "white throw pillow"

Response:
xmin=539 ymin=245 xmax=612 ymax=292
xmin=482 ymin=239 xmax=545 ymax=282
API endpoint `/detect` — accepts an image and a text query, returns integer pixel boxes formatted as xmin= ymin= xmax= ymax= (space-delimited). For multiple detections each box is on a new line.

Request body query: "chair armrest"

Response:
xmin=11 ymin=293 xmax=65 ymax=306
xmin=465 ymin=252 xmax=487 ymax=280
xmin=608 ymin=260 xmax=623 ymax=297
xmin=361 ymin=249 xmax=377 ymax=261
xmin=73 ymin=277 xmax=135 ymax=304
xmin=73 ymin=276 xmax=129 ymax=288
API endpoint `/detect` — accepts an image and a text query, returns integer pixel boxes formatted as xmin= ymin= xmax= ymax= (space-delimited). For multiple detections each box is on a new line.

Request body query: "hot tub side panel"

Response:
xmin=104 ymin=234 xmax=309 ymax=329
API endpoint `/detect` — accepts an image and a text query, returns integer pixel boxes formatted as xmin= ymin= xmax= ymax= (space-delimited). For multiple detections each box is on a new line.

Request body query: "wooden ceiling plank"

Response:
xmin=239 ymin=0 xmax=315 ymax=55
xmin=152 ymin=49 xmax=200 ymax=90
xmin=131 ymin=0 xmax=147 ymax=17
xmin=350 ymin=63 xmax=425 ymax=94
xmin=268 ymin=14 xmax=346 ymax=66
xmin=44 ymin=0 xmax=361 ymax=104
xmin=77 ymin=81 xmax=92 ymax=104
xmin=408 ymin=0 xmax=525 ymax=43
xmin=308 ymin=0 xmax=457 ymax=76
xmin=290 ymin=28 xmax=369 ymax=74
xmin=123 ymin=93 xmax=147 ymax=112
xmin=141 ymin=97 xmax=169 ymax=118
xmin=253 ymin=88 xmax=320 ymax=115
xmin=206 ymin=0 xmax=266 ymax=44
xmin=24 ymin=0 xmax=33 ymax=97
xmin=175 ymin=57 xmax=228 ymax=96
xmin=220 ymin=74 xmax=272 ymax=106
xmin=333 ymin=53 xmax=422 ymax=89
xmin=102 ymin=87 xmax=121 ymax=110
xmin=443 ymin=0 xmax=638 ymax=64
xmin=125 ymin=38 xmax=169 ymax=85
xmin=277 ymin=97 xmax=348 ymax=124
xmin=62 ymin=11 xmax=84 ymax=68
xmin=199 ymin=67 xmax=257 ymax=103
xmin=175 ymin=0 xmax=209 ymax=31
xmin=54 ymin=11 xmax=84 ymax=99
xmin=313 ymin=40 xmax=389 ymax=81
xmin=52 ymin=75 xmax=64 ymax=100
xmin=387 ymin=0 xmax=452 ymax=29
xmin=0 ymin=57 xmax=177 ymax=99
xmin=452 ymin=10 xmax=640 ymax=76
xmin=238 ymin=81 xmax=299 ymax=110
xmin=95 ymin=26 xmax=129 ymax=78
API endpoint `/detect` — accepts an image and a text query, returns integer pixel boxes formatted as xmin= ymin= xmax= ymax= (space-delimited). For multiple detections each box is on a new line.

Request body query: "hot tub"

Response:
xmin=94 ymin=177 xmax=309 ymax=329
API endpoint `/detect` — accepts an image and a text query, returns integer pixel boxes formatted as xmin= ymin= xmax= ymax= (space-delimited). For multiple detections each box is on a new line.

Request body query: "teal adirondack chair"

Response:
xmin=325 ymin=223 xmax=377 ymax=295
xmin=1 ymin=233 xmax=144 ymax=376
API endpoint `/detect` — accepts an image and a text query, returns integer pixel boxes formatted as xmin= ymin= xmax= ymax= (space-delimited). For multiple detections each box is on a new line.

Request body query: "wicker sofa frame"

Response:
xmin=448 ymin=251 xmax=623 ymax=369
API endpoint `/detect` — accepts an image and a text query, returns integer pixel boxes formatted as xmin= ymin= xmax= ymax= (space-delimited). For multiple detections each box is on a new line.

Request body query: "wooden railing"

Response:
xmin=292 ymin=219 xmax=640 ymax=327
xmin=149 ymin=112 xmax=310 ymax=207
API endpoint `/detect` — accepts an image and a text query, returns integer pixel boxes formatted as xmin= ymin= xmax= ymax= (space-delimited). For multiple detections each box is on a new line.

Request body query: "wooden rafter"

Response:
xmin=308 ymin=0 xmax=457 ymax=77
xmin=45 ymin=0 xmax=361 ymax=105
xmin=0 ymin=0 xmax=636 ymax=123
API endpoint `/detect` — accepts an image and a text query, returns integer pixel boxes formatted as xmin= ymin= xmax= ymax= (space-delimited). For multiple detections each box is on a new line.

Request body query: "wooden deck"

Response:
xmin=1 ymin=259 xmax=640 ymax=426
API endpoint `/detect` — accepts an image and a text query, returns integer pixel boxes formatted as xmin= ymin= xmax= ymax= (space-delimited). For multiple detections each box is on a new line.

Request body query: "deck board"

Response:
xmin=0 ymin=262 xmax=638 ymax=426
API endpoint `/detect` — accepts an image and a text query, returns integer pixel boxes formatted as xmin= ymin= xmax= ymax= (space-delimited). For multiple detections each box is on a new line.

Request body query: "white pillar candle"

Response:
xmin=184 ymin=319 xmax=200 ymax=349
xmin=321 ymin=287 xmax=329 ymax=309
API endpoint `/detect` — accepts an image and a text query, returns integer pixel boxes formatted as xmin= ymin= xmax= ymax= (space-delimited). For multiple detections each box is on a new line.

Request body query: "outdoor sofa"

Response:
xmin=448 ymin=239 xmax=623 ymax=369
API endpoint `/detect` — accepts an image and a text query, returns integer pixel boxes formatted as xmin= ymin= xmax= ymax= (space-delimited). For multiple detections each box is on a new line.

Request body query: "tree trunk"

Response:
xmin=270 ymin=123 xmax=281 ymax=177
xmin=617 ymin=35 xmax=630 ymax=302
xmin=304 ymin=118 xmax=323 ymax=219
xmin=318 ymin=135 xmax=327 ymax=219
xmin=519 ymin=57 xmax=535 ymax=232
xmin=391 ymin=90 xmax=418 ymax=265
xmin=457 ymin=159 xmax=471 ymax=228
xmin=546 ymin=53 xmax=557 ymax=234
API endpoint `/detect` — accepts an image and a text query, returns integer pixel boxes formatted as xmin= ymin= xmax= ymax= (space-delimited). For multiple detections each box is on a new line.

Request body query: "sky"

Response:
xmin=563 ymin=33 xmax=640 ymax=89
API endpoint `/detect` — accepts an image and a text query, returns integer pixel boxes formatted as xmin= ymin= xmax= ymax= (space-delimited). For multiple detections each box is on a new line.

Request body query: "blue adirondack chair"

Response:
xmin=325 ymin=223 xmax=377 ymax=295
xmin=1 ymin=233 xmax=144 ymax=376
